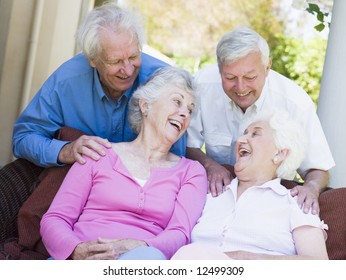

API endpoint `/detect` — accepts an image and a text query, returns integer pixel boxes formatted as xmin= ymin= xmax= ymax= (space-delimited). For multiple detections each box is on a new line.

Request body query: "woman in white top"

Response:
xmin=172 ymin=111 xmax=329 ymax=260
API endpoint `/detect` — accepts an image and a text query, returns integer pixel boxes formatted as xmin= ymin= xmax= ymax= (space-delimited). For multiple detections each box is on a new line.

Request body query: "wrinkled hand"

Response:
xmin=290 ymin=184 xmax=320 ymax=215
xmin=70 ymin=239 xmax=99 ymax=260
xmin=71 ymin=238 xmax=147 ymax=260
xmin=205 ymin=161 xmax=233 ymax=197
xmin=58 ymin=135 xmax=112 ymax=165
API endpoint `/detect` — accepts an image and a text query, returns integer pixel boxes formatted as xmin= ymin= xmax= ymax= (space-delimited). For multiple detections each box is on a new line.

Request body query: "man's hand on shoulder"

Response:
xmin=290 ymin=169 xmax=329 ymax=215
xmin=206 ymin=161 xmax=234 ymax=197
xmin=58 ymin=135 xmax=112 ymax=165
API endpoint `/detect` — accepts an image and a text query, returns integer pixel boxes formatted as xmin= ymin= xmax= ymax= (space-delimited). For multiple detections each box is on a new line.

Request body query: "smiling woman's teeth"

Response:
xmin=169 ymin=120 xmax=182 ymax=131
xmin=239 ymin=148 xmax=250 ymax=157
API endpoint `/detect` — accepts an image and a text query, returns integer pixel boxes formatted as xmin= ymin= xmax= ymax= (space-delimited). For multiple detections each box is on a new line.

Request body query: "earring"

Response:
xmin=273 ymin=156 xmax=279 ymax=164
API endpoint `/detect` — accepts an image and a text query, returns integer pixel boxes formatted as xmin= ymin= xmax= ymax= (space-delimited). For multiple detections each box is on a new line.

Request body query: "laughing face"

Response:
xmin=220 ymin=52 xmax=271 ymax=113
xmin=90 ymin=29 xmax=141 ymax=101
xmin=146 ymin=86 xmax=195 ymax=145
xmin=234 ymin=120 xmax=279 ymax=179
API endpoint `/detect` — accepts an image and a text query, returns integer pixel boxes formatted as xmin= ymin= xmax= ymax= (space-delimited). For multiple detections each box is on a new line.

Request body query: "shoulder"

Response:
xmin=51 ymin=53 xmax=93 ymax=80
xmin=138 ymin=52 xmax=170 ymax=83
xmin=179 ymin=157 xmax=207 ymax=175
xmin=267 ymin=70 xmax=308 ymax=96
xmin=265 ymin=70 xmax=315 ymax=108
xmin=80 ymin=147 xmax=117 ymax=168
xmin=41 ymin=54 xmax=94 ymax=93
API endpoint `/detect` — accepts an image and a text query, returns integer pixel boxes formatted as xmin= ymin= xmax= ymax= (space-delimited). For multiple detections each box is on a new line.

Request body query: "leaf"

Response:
xmin=314 ymin=23 xmax=325 ymax=32
xmin=317 ymin=12 xmax=324 ymax=22
xmin=306 ymin=3 xmax=321 ymax=14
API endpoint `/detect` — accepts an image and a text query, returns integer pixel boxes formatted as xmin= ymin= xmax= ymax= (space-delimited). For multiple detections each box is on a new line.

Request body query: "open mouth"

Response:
xmin=238 ymin=147 xmax=251 ymax=157
xmin=169 ymin=119 xmax=182 ymax=131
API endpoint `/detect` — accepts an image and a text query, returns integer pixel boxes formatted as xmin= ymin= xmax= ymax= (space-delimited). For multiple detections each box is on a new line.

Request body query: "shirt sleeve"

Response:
xmin=143 ymin=161 xmax=208 ymax=259
xmin=40 ymin=159 xmax=94 ymax=259
xmin=290 ymin=205 xmax=328 ymax=240
xmin=12 ymin=81 xmax=67 ymax=167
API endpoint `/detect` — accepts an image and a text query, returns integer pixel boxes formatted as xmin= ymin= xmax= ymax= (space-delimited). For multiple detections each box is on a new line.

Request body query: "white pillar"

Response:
xmin=317 ymin=0 xmax=346 ymax=188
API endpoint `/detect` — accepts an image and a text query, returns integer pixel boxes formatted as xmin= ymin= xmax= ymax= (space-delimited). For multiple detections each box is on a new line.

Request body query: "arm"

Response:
xmin=226 ymin=226 xmax=328 ymax=260
xmin=40 ymin=159 xmax=94 ymax=259
xmin=186 ymin=147 xmax=233 ymax=196
xmin=290 ymin=169 xmax=329 ymax=214
xmin=13 ymin=77 xmax=111 ymax=167
xmin=143 ymin=161 xmax=208 ymax=259
xmin=290 ymin=95 xmax=334 ymax=214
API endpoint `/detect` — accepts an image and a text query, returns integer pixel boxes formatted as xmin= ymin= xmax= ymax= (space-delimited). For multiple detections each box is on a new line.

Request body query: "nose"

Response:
xmin=119 ymin=60 xmax=135 ymax=76
xmin=237 ymin=134 xmax=248 ymax=144
xmin=179 ymin=105 xmax=190 ymax=119
xmin=234 ymin=78 xmax=246 ymax=93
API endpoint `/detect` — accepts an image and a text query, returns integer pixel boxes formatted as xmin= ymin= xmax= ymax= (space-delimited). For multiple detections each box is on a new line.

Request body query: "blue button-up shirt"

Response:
xmin=13 ymin=53 xmax=186 ymax=167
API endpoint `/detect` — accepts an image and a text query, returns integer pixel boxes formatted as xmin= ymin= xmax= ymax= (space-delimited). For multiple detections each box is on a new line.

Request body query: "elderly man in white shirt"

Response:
xmin=187 ymin=27 xmax=335 ymax=215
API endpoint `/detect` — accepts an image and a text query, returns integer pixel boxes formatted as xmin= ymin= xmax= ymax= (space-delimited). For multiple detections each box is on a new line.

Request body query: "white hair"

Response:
xmin=75 ymin=1 xmax=145 ymax=60
xmin=249 ymin=111 xmax=307 ymax=180
xmin=128 ymin=66 xmax=196 ymax=134
xmin=217 ymin=27 xmax=270 ymax=70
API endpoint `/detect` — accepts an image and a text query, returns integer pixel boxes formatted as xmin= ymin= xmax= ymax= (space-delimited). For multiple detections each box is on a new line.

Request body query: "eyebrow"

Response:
xmin=243 ymin=126 xmax=263 ymax=134
xmin=174 ymin=92 xmax=195 ymax=107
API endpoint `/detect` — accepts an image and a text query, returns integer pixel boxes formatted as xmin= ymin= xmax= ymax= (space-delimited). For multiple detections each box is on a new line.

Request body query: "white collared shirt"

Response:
xmin=191 ymin=178 xmax=327 ymax=256
xmin=187 ymin=64 xmax=335 ymax=177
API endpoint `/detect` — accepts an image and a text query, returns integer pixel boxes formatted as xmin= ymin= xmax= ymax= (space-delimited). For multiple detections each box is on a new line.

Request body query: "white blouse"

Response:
xmin=191 ymin=178 xmax=328 ymax=256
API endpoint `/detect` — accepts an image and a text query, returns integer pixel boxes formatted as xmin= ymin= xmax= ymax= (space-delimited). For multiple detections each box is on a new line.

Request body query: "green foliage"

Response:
xmin=306 ymin=2 xmax=330 ymax=32
xmin=271 ymin=34 xmax=327 ymax=106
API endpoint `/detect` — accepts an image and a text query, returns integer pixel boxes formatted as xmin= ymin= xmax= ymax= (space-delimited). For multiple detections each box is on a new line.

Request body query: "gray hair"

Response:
xmin=75 ymin=1 xmax=146 ymax=60
xmin=129 ymin=66 xmax=196 ymax=134
xmin=249 ymin=111 xmax=307 ymax=180
xmin=217 ymin=27 xmax=270 ymax=70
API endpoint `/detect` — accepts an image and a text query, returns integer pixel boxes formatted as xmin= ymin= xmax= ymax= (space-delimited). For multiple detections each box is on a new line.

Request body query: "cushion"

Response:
xmin=0 ymin=159 xmax=43 ymax=242
xmin=16 ymin=127 xmax=86 ymax=258
xmin=319 ymin=187 xmax=346 ymax=260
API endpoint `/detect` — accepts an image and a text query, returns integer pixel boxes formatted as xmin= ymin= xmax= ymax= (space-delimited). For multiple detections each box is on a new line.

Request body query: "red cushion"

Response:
xmin=319 ymin=187 xmax=346 ymax=260
xmin=16 ymin=127 xmax=86 ymax=257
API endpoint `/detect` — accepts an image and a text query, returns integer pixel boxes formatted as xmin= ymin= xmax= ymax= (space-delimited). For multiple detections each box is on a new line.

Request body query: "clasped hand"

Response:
xmin=71 ymin=238 xmax=147 ymax=260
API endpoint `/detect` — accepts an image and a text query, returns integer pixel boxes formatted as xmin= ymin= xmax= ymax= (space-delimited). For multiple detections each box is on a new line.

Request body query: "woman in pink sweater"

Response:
xmin=40 ymin=67 xmax=208 ymax=260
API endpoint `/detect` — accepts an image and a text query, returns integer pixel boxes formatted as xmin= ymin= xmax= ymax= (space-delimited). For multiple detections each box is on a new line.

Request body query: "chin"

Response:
xmin=234 ymin=162 xmax=245 ymax=174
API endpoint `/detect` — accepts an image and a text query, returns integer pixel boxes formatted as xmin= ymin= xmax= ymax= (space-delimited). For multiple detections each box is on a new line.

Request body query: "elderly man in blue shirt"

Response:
xmin=12 ymin=3 xmax=184 ymax=168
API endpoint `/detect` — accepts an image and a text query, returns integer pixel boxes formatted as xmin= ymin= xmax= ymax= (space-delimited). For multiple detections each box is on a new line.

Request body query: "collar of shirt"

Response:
xmin=226 ymin=177 xmax=287 ymax=198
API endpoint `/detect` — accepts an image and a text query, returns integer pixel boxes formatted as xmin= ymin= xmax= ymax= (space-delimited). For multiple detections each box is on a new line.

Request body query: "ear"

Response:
xmin=139 ymin=99 xmax=149 ymax=116
xmin=265 ymin=58 xmax=272 ymax=76
xmin=273 ymin=149 xmax=289 ymax=165
xmin=89 ymin=59 xmax=96 ymax=68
